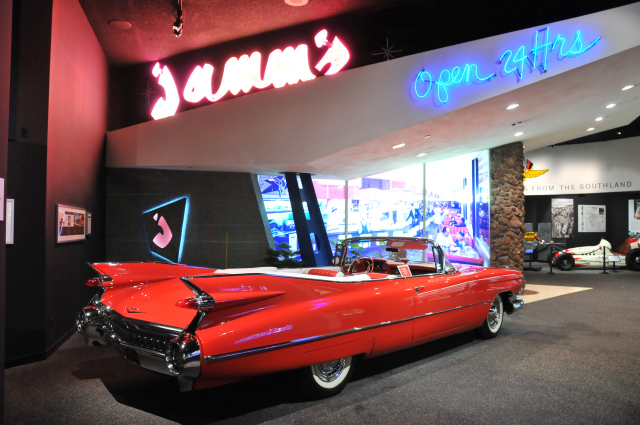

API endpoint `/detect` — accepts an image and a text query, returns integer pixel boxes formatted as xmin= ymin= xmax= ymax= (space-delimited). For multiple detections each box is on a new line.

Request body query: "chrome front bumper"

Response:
xmin=76 ymin=301 xmax=201 ymax=392
xmin=506 ymin=295 xmax=524 ymax=315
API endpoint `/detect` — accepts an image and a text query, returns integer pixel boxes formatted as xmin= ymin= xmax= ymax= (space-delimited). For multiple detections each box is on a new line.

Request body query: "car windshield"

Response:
xmin=337 ymin=237 xmax=456 ymax=273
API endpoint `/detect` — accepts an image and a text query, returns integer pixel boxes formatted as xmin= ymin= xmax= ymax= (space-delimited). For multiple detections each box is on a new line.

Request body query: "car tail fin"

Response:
xmin=176 ymin=276 xmax=285 ymax=311
xmin=86 ymin=262 xmax=216 ymax=288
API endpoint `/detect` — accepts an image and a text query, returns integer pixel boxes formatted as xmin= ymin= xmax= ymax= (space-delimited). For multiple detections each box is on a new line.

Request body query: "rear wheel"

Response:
xmin=556 ymin=253 xmax=575 ymax=271
xmin=475 ymin=294 xmax=504 ymax=339
xmin=301 ymin=356 xmax=355 ymax=399
xmin=625 ymin=249 xmax=640 ymax=271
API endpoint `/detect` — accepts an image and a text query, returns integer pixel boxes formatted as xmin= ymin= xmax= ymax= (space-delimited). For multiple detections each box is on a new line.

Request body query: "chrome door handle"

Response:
xmin=414 ymin=286 xmax=424 ymax=294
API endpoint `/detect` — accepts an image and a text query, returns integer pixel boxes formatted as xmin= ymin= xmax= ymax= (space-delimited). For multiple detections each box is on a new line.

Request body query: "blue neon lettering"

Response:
xmin=414 ymin=27 xmax=600 ymax=104
xmin=436 ymin=64 xmax=495 ymax=103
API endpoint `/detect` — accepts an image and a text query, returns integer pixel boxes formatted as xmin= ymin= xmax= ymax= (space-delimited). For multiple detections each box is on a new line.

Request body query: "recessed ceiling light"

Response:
xmin=622 ymin=85 xmax=634 ymax=91
xmin=618 ymin=132 xmax=622 ymax=135
xmin=417 ymin=153 xmax=427 ymax=157
xmin=393 ymin=143 xmax=405 ymax=149
xmin=284 ymin=0 xmax=308 ymax=6
xmin=514 ymin=131 xmax=524 ymax=137
xmin=606 ymin=103 xmax=616 ymax=109
xmin=595 ymin=117 xmax=603 ymax=121
xmin=587 ymin=127 xmax=595 ymax=131
xmin=424 ymin=135 xmax=430 ymax=139
xmin=506 ymin=104 xmax=519 ymax=110
xmin=108 ymin=20 xmax=132 ymax=30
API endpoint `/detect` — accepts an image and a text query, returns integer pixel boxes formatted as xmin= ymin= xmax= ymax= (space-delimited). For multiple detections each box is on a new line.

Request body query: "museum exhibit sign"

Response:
xmin=523 ymin=137 xmax=640 ymax=196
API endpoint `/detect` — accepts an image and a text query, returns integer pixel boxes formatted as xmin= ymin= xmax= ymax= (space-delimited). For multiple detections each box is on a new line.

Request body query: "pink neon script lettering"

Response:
xmin=151 ymin=63 xmax=180 ymax=120
xmin=152 ymin=215 xmax=173 ymax=249
xmin=156 ymin=29 xmax=350 ymax=118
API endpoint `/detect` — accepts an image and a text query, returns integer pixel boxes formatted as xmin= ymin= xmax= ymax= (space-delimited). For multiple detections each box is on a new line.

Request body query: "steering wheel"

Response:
xmin=347 ymin=256 xmax=374 ymax=275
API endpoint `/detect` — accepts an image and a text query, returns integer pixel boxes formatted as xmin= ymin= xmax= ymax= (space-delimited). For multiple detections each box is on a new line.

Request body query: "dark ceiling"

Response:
xmin=78 ymin=0 xmax=409 ymax=66
xmin=79 ymin=0 xmax=640 ymax=67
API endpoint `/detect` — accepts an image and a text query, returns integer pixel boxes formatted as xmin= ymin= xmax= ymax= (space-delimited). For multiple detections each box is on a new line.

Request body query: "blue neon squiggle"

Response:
xmin=414 ymin=71 xmax=432 ymax=98
xmin=553 ymin=31 xmax=600 ymax=57
xmin=530 ymin=27 xmax=552 ymax=72
xmin=435 ymin=64 xmax=495 ymax=103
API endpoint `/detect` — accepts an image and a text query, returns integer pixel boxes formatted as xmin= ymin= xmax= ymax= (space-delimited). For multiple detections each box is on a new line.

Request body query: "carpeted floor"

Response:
xmin=5 ymin=268 xmax=640 ymax=424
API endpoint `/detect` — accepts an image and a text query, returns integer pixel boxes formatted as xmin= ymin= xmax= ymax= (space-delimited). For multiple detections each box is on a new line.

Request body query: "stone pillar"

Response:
xmin=490 ymin=142 xmax=525 ymax=274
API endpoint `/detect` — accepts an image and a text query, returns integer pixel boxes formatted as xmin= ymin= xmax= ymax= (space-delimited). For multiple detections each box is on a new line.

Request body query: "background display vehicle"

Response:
xmin=549 ymin=232 xmax=640 ymax=271
xmin=76 ymin=237 xmax=524 ymax=398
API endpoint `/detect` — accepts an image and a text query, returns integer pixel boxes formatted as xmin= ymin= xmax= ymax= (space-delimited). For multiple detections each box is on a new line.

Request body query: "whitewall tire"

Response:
xmin=475 ymin=294 xmax=504 ymax=339
xmin=301 ymin=356 xmax=355 ymax=398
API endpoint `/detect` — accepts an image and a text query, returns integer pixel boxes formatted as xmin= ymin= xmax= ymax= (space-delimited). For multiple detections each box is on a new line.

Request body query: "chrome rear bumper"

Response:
xmin=76 ymin=302 xmax=201 ymax=391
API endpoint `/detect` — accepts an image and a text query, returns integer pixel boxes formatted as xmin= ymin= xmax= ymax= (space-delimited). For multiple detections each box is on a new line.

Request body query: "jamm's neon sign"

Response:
xmin=151 ymin=29 xmax=350 ymax=120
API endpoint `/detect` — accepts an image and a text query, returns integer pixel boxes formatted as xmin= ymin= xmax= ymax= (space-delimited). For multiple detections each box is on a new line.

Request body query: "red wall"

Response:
xmin=44 ymin=0 xmax=108 ymax=350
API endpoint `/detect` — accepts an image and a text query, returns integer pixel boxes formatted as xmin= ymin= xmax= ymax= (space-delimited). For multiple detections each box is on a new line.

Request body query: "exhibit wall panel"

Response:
xmin=524 ymin=191 xmax=640 ymax=250
xmin=44 ymin=0 xmax=108 ymax=351
xmin=107 ymin=169 xmax=271 ymax=270
xmin=5 ymin=0 xmax=53 ymax=366
xmin=524 ymin=137 xmax=640 ymax=196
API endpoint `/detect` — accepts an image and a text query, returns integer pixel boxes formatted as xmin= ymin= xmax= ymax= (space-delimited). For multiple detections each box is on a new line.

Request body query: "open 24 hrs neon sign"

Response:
xmin=151 ymin=30 xmax=350 ymax=120
xmin=414 ymin=27 xmax=600 ymax=104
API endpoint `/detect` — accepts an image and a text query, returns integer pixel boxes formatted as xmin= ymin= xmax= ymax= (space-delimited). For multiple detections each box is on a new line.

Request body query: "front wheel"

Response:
xmin=475 ymin=294 xmax=504 ymax=339
xmin=556 ymin=253 xmax=575 ymax=271
xmin=626 ymin=249 xmax=640 ymax=271
xmin=300 ymin=356 xmax=355 ymax=399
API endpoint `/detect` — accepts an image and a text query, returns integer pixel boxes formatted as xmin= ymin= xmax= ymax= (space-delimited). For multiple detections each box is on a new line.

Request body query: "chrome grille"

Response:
xmin=106 ymin=311 xmax=181 ymax=353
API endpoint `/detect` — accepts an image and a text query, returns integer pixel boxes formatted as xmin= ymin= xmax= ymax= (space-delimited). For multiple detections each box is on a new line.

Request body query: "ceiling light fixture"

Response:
xmin=595 ymin=117 xmax=603 ymax=121
xmin=606 ymin=103 xmax=616 ymax=109
xmin=622 ymin=85 xmax=634 ymax=91
xmin=392 ymin=143 xmax=405 ymax=149
xmin=285 ymin=0 xmax=308 ymax=5
xmin=512 ymin=121 xmax=522 ymax=126
xmin=173 ymin=0 xmax=184 ymax=38
xmin=506 ymin=103 xmax=519 ymax=110
xmin=417 ymin=153 xmax=427 ymax=157
xmin=424 ymin=135 xmax=430 ymax=139
xmin=587 ymin=127 xmax=595 ymax=131
xmin=514 ymin=131 xmax=524 ymax=137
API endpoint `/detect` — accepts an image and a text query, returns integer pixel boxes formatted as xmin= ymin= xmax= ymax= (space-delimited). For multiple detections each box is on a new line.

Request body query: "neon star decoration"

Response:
xmin=151 ymin=29 xmax=350 ymax=120
xmin=372 ymin=38 xmax=403 ymax=61
xmin=414 ymin=27 xmax=601 ymax=105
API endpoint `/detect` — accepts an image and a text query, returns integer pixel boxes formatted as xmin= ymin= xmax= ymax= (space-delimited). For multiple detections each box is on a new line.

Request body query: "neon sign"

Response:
xmin=414 ymin=27 xmax=600 ymax=104
xmin=151 ymin=29 xmax=350 ymax=120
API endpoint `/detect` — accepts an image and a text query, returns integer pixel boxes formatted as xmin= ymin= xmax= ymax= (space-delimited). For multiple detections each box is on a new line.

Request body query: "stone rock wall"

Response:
xmin=490 ymin=142 xmax=525 ymax=274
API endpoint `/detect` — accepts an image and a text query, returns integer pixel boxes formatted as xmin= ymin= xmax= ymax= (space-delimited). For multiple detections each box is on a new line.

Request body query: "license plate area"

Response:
xmin=125 ymin=347 xmax=141 ymax=365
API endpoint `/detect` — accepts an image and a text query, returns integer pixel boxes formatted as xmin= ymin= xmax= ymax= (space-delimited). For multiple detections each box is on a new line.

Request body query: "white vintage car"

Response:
xmin=549 ymin=233 xmax=640 ymax=271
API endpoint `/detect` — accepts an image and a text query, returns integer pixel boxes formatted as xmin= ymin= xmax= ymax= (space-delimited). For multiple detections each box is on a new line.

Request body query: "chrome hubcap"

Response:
xmin=313 ymin=359 xmax=346 ymax=382
xmin=487 ymin=298 xmax=502 ymax=330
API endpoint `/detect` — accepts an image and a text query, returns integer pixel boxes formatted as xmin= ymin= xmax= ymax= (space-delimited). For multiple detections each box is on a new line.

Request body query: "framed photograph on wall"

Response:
xmin=56 ymin=204 xmax=86 ymax=243
xmin=630 ymin=199 xmax=640 ymax=232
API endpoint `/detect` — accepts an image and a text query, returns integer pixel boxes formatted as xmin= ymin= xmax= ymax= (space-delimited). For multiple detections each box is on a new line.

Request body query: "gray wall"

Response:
xmin=107 ymin=169 xmax=271 ymax=269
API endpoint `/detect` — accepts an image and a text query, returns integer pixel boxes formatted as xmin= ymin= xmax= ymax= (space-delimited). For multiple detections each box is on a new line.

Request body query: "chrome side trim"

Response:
xmin=203 ymin=300 xmax=491 ymax=364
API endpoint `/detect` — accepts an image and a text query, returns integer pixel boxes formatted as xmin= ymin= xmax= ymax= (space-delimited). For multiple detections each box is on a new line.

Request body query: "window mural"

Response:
xmin=257 ymin=149 xmax=490 ymax=266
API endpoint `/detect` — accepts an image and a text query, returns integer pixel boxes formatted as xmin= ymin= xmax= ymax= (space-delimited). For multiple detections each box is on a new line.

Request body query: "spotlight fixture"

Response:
xmin=595 ymin=117 xmax=603 ymax=121
xmin=587 ymin=127 xmax=595 ymax=131
xmin=618 ymin=132 xmax=622 ymax=135
xmin=173 ymin=0 xmax=184 ymax=38
xmin=392 ymin=143 xmax=405 ymax=149
xmin=417 ymin=153 xmax=427 ymax=157
xmin=622 ymin=85 xmax=634 ymax=91
xmin=424 ymin=135 xmax=431 ymax=139
xmin=108 ymin=20 xmax=132 ymax=30
xmin=606 ymin=103 xmax=616 ymax=109
xmin=514 ymin=131 xmax=524 ymax=137
xmin=506 ymin=103 xmax=519 ymax=110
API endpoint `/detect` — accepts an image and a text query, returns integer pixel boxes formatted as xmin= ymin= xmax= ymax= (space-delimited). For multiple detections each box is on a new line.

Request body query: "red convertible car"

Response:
xmin=77 ymin=237 xmax=524 ymax=398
